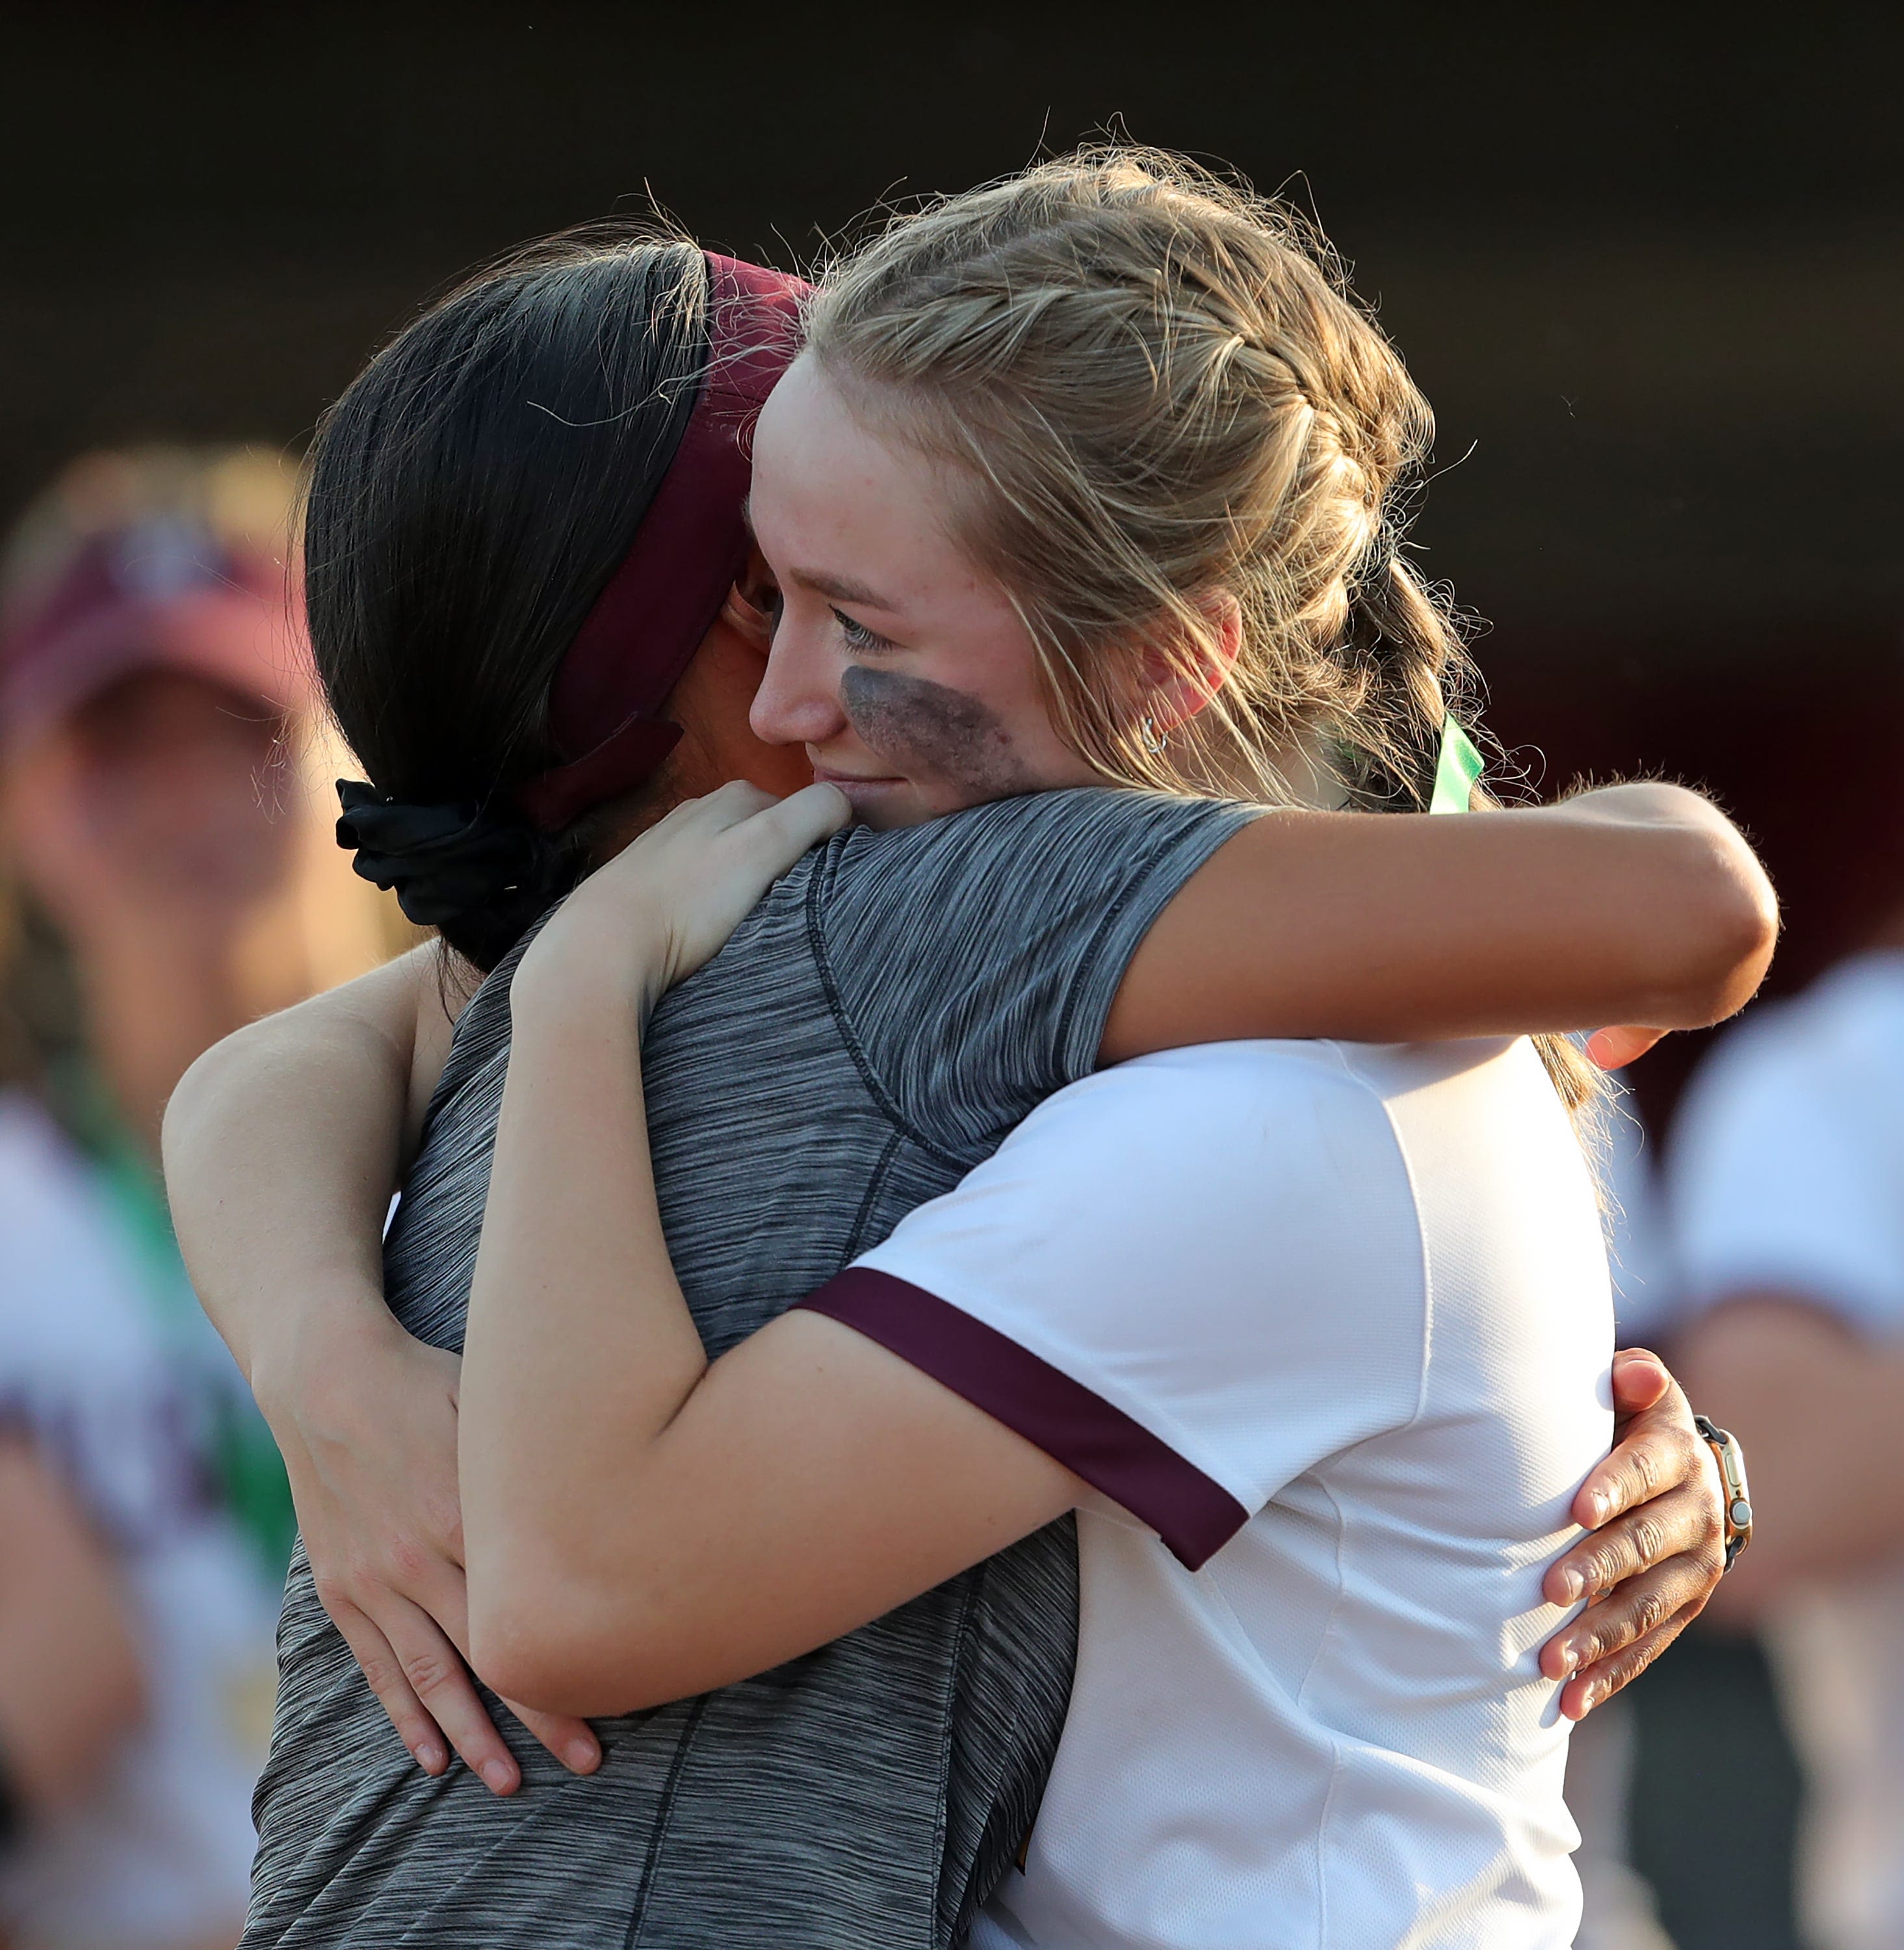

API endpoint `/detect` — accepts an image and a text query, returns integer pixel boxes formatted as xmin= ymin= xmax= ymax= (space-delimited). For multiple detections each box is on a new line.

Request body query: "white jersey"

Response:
xmin=804 ymin=1038 xmax=1612 ymax=1949
xmin=1669 ymin=952 xmax=1904 ymax=1950
xmin=0 ymin=1092 xmax=278 ymax=1950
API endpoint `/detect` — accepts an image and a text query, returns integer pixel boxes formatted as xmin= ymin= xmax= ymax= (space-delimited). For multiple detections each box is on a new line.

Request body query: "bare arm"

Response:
xmin=163 ymin=943 xmax=450 ymax=1388
xmin=1103 ymin=783 xmax=1777 ymax=1063
xmin=161 ymin=948 xmax=599 ymax=1791
xmin=461 ymin=787 xmax=1728 ymax=1721
xmin=460 ymin=790 xmax=1079 ymax=1711
xmin=0 ymin=1436 xmax=145 ymax=1819
xmin=1675 ymin=1296 xmax=1904 ymax=1622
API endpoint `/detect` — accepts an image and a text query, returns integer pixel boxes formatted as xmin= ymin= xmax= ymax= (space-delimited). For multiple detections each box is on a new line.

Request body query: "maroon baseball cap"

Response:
xmin=0 ymin=514 xmax=312 ymax=753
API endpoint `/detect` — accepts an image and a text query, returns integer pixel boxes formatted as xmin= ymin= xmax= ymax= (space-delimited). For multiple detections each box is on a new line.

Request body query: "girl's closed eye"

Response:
xmin=831 ymin=606 xmax=894 ymax=655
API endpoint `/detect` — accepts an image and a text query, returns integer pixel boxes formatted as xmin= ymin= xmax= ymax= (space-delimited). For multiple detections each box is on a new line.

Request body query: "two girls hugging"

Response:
xmin=168 ymin=149 xmax=1776 ymax=1947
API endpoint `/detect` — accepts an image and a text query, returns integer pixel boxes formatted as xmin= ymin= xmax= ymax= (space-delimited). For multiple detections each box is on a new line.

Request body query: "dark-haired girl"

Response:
xmin=170 ymin=200 xmax=1756 ymax=1944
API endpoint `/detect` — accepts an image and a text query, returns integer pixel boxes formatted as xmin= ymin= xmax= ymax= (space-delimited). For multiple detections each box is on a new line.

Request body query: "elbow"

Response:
xmin=466 ymin=1554 xmax=681 ymax=1720
xmin=159 ymin=1029 xmax=238 ymax=1170
xmin=1647 ymin=822 xmax=1779 ymax=1029
xmin=466 ymin=1563 xmax=601 ymax=1718
xmin=160 ymin=1014 xmax=283 ymax=1184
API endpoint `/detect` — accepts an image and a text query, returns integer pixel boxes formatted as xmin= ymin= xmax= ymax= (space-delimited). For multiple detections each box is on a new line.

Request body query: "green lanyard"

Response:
xmin=1429 ymin=718 xmax=1485 ymax=814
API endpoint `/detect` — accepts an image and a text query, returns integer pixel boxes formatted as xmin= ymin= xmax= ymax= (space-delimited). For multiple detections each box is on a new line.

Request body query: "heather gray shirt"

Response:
xmin=244 ymin=786 xmax=1257 ymax=1950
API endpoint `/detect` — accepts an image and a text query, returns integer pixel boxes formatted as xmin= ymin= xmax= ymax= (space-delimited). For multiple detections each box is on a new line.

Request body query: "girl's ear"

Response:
xmin=1145 ymin=590 xmax=1244 ymax=731
xmin=721 ymin=546 xmax=780 ymax=651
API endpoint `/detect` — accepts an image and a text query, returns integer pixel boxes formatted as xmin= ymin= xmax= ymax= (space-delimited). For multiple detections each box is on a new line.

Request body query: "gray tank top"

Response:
xmin=244 ymin=786 xmax=1255 ymax=1949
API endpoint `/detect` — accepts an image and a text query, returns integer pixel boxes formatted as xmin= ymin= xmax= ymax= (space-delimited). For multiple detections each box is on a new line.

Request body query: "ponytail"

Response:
xmin=1347 ymin=553 xmax=1605 ymax=1118
xmin=305 ymin=235 xmax=711 ymax=973
xmin=811 ymin=145 xmax=1604 ymax=1117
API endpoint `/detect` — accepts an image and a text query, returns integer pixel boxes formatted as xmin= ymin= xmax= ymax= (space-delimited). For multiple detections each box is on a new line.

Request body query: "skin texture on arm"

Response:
xmin=749 ymin=356 xmax=1775 ymax=1061
xmin=461 ymin=787 xmax=1727 ymax=1722
xmin=162 ymin=946 xmax=601 ymax=1791
xmin=0 ymin=1437 xmax=146 ymax=1819
xmin=175 ymin=772 xmax=1769 ymax=1769
xmin=1102 ymin=783 xmax=1777 ymax=1065
xmin=460 ymin=795 xmax=1080 ymax=1714
xmin=164 ymin=944 xmax=451 ymax=1389
xmin=1674 ymin=1296 xmax=1904 ymax=1624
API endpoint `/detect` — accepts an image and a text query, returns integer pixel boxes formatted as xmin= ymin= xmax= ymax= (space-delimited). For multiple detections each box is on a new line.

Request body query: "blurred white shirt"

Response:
xmin=0 ymin=1091 xmax=277 ymax=1950
xmin=1669 ymin=951 xmax=1904 ymax=1950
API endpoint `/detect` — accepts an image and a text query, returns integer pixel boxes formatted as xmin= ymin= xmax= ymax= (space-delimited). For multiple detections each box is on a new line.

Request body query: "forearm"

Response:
xmin=1675 ymin=1297 xmax=1904 ymax=1615
xmin=460 ymin=958 xmax=1073 ymax=1713
xmin=1104 ymin=781 xmax=1777 ymax=1061
xmin=162 ymin=947 xmax=443 ymax=1395
xmin=0 ymin=1441 xmax=145 ymax=1815
xmin=459 ymin=955 xmax=707 ymax=1663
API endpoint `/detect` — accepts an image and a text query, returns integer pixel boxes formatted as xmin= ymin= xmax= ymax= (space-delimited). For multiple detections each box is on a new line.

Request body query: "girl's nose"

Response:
xmin=749 ymin=623 xmax=848 ymax=750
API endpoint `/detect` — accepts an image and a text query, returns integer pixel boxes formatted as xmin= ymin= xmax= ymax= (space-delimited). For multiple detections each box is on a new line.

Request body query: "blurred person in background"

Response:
xmin=1571 ymin=1096 xmax=1806 ymax=1950
xmin=1668 ymin=920 xmax=1904 ymax=1950
xmin=0 ymin=448 xmax=391 ymax=1950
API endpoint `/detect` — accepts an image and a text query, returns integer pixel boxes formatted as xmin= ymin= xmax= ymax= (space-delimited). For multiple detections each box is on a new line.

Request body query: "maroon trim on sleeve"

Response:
xmin=798 ymin=1267 xmax=1249 ymax=1571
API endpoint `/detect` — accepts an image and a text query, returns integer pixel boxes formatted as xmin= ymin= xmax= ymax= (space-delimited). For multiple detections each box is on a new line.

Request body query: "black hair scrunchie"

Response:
xmin=334 ymin=780 xmax=561 ymax=928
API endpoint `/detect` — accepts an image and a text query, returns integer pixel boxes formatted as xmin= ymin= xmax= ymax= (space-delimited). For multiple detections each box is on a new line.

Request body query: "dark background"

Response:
xmin=7 ymin=2 xmax=1900 ymax=1116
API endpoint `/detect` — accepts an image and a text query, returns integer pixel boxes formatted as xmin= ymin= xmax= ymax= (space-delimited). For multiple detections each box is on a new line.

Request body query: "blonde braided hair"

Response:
xmin=808 ymin=145 xmax=1600 ymax=1113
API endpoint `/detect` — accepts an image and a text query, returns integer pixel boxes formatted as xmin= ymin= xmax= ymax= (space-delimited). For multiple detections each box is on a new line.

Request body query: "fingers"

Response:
xmin=1542 ymin=1550 xmax=1715 ymax=1695
xmin=698 ymin=779 xmax=779 ymax=824
xmin=1558 ymin=1610 xmax=1695 ymax=1720
xmin=659 ymin=781 xmax=849 ymax=865
xmin=1574 ymin=1370 xmax=1704 ymax=1530
xmin=1538 ymin=1352 xmax=1728 ymax=1717
xmin=748 ymin=781 xmax=852 ymax=860
xmin=681 ymin=781 xmax=850 ymax=890
xmin=504 ymin=1700 xmax=603 ymax=1776
xmin=372 ymin=1591 xmax=524 ymax=1795
xmin=1608 ymin=1346 xmax=1672 ymax=1416
xmin=326 ymin=1600 xmax=451 ymax=1777
xmin=1585 ymin=1026 xmax=1669 ymax=1070
xmin=1546 ymin=1474 xmax=1721 ymax=1607
xmin=411 ymin=1573 xmax=600 ymax=1778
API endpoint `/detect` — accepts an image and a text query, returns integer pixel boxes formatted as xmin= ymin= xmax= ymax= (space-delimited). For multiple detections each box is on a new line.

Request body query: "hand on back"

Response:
xmin=263 ymin=786 xmax=1721 ymax=1759
xmin=518 ymin=781 xmax=852 ymax=1015
xmin=264 ymin=1307 xmax=600 ymax=1793
xmin=1539 ymin=1349 xmax=1728 ymax=1717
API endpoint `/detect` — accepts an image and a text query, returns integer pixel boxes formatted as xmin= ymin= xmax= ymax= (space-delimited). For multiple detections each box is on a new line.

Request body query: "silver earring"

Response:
xmin=1140 ymin=714 xmax=1169 ymax=755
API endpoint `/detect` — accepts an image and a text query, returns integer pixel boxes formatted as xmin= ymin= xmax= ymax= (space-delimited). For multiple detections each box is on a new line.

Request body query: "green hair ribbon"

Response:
xmin=1429 ymin=717 xmax=1485 ymax=814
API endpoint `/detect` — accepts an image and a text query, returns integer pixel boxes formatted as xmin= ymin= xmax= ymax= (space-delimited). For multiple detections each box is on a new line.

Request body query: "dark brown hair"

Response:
xmin=304 ymin=233 xmax=710 ymax=969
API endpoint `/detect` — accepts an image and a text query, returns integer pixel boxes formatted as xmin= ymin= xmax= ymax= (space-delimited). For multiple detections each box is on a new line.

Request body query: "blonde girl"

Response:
xmin=462 ymin=151 xmax=1766 ymax=1944
xmin=170 ymin=159 xmax=1765 ymax=1947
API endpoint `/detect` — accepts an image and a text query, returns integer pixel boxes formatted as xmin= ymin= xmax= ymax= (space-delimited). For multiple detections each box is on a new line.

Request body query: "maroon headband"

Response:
xmin=515 ymin=253 xmax=811 ymax=831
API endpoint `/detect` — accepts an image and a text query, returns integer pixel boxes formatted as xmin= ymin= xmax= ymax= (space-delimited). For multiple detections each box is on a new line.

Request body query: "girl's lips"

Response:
xmin=811 ymin=766 xmax=906 ymax=794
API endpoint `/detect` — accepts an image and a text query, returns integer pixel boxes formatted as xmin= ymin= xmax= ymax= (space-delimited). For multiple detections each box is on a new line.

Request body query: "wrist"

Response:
xmin=248 ymin=1274 xmax=408 ymax=1432
xmin=512 ymin=919 xmax=665 ymax=1036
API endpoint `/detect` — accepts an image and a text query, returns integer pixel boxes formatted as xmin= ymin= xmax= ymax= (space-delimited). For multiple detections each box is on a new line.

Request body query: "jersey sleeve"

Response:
xmin=810 ymin=788 xmax=1258 ymax=1162
xmin=1669 ymin=985 xmax=1904 ymax=1338
xmin=795 ymin=1045 xmax=1427 ymax=1568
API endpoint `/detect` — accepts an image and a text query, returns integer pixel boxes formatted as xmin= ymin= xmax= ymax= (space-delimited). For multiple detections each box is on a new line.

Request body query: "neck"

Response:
xmin=1197 ymin=733 xmax=1346 ymax=811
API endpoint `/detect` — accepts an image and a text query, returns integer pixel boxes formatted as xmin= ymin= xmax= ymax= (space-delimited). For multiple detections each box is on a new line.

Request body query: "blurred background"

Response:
xmin=1 ymin=6 xmax=1899 ymax=1947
